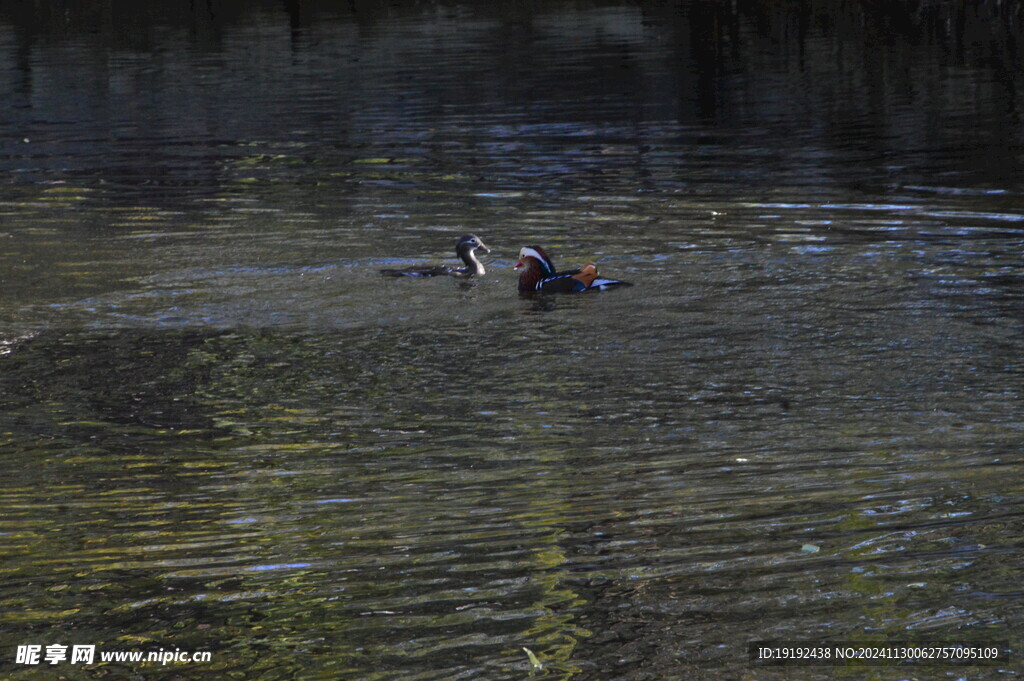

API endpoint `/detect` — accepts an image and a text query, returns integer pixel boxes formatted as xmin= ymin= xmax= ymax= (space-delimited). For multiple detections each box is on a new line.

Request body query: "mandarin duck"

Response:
xmin=380 ymin=234 xmax=490 ymax=278
xmin=514 ymin=245 xmax=632 ymax=293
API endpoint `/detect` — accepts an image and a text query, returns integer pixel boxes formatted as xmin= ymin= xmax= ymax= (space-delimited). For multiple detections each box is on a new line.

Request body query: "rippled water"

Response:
xmin=1 ymin=2 xmax=1023 ymax=680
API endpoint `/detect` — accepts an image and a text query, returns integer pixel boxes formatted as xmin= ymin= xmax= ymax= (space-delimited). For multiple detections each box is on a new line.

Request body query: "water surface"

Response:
xmin=1 ymin=2 xmax=1022 ymax=679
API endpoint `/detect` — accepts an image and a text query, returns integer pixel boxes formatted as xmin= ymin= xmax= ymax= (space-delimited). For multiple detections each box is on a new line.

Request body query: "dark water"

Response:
xmin=1 ymin=2 xmax=1022 ymax=679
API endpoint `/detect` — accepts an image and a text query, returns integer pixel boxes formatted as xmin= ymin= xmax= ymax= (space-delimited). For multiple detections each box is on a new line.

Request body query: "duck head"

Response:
xmin=514 ymin=246 xmax=555 ymax=277
xmin=456 ymin=234 xmax=490 ymax=276
xmin=456 ymin=234 xmax=490 ymax=256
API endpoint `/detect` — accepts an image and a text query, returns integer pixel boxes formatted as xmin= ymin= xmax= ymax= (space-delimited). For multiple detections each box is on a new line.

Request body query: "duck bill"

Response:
xmin=513 ymin=259 xmax=524 ymax=270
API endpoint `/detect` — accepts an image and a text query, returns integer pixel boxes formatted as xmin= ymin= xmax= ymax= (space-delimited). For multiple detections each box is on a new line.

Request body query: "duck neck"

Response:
xmin=460 ymin=249 xmax=486 ymax=276
xmin=518 ymin=263 xmax=543 ymax=292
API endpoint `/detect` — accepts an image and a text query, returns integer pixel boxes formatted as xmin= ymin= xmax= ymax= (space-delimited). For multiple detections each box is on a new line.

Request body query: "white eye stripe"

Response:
xmin=461 ymin=236 xmax=487 ymax=249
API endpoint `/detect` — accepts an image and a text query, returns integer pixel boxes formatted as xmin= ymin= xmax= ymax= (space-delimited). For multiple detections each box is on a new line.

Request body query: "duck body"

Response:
xmin=514 ymin=246 xmax=632 ymax=293
xmin=380 ymin=234 xmax=490 ymax=278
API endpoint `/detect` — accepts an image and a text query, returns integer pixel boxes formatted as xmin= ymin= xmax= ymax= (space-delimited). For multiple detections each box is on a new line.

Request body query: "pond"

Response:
xmin=1 ymin=1 xmax=1022 ymax=679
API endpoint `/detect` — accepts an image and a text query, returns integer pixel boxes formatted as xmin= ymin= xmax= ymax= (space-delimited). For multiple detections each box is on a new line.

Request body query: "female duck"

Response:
xmin=514 ymin=245 xmax=631 ymax=293
xmin=380 ymin=234 xmax=491 ymax=278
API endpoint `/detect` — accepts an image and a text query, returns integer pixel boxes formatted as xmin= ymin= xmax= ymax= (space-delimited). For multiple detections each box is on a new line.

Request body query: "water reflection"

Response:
xmin=0 ymin=2 xmax=1023 ymax=681
xmin=1 ymin=1 xmax=1023 ymax=199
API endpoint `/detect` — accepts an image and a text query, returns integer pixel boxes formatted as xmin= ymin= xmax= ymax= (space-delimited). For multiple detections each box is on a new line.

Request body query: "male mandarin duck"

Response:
xmin=380 ymin=234 xmax=491 ymax=278
xmin=514 ymin=245 xmax=632 ymax=293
